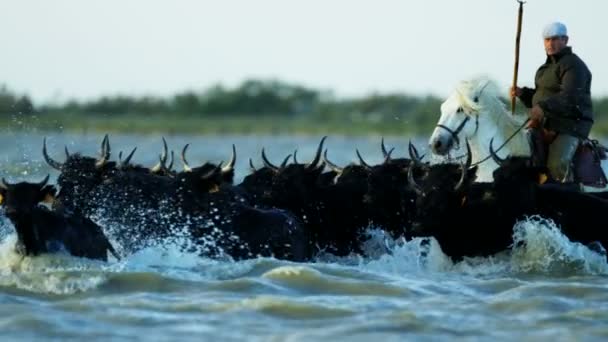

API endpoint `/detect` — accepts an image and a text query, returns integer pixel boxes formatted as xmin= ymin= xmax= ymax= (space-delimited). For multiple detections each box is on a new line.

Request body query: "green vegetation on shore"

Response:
xmin=1 ymin=80 xmax=607 ymax=136
xmin=0 ymin=113 xmax=425 ymax=136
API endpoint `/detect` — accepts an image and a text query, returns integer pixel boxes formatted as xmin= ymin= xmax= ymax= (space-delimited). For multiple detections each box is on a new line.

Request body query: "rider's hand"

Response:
xmin=510 ymin=86 xmax=523 ymax=98
xmin=526 ymin=118 xmax=541 ymax=129
xmin=529 ymin=104 xmax=544 ymax=121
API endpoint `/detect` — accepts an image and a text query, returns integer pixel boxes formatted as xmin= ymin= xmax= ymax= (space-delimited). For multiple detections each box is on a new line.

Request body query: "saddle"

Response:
xmin=527 ymin=128 xmax=608 ymax=188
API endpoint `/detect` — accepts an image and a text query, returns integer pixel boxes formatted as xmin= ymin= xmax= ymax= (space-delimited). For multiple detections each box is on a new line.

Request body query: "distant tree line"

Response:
xmin=0 ymin=85 xmax=35 ymax=115
xmin=1 ymin=79 xmax=608 ymax=133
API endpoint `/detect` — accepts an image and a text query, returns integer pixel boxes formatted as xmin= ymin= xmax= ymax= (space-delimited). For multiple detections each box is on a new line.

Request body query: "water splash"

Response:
xmin=0 ymin=234 xmax=113 ymax=294
xmin=353 ymin=221 xmax=608 ymax=278
xmin=510 ymin=215 xmax=608 ymax=275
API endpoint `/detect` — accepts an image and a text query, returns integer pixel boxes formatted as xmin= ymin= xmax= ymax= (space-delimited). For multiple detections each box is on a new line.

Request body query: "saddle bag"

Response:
xmin=573 ymin=139 xmax=608 ymax=188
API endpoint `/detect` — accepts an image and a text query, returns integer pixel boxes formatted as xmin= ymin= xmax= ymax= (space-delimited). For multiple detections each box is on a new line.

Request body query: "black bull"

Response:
xmin=409 ymin=142 xmax=608 ymax=261
xmin=0 ymin=176 xmax=119 ymax=261
xmin=37 ymin=135 xmax=608 ymax=263
xmin=43 ymin=137 xmax=309 ymax=261
xmin=238 ymin=138 xmax=427 ymax=256
xmin=40 ymin=136 xmax=431 ymax=260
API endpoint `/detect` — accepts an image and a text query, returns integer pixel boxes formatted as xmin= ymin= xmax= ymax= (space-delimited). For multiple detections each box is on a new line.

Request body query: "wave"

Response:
xmin=0 ymin=214 xmax=607 ymax=296
xmin=215 ymin=295 xmax=356 ymax=320
xmin=262 ymin=265 xmax=407 ymax=297
xmin=357 ymin=218 xmax=608 ymax=278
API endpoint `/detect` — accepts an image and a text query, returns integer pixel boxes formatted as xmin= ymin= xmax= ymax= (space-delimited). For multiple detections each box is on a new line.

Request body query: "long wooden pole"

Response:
xmin=511 ymin=0 xmax=525 ymax=114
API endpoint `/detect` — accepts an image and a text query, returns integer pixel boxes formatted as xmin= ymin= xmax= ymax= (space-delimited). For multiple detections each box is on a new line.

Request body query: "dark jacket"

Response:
xmin=519 ymin=47 xmax=593 ymax=138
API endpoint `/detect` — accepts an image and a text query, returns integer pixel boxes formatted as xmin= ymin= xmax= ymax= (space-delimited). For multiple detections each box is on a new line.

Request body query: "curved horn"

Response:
xmin=181 ymin=144 xmax=192 ymax=172
xmin=293 ymin=149 xmax=300 ymax=165
xmin=323 ymin=150 xmax=343 ymax=173
xmin=454 ymin=160 xmax=468 ymax=191
xmin=155 ymin=154 xmax=167 ymax=173
xmin=161 ymin=137 xmax=168 ymax=164
xmin=99 ymin=134 xmax=107 ymax=157
xmin=42 ymin=137 xmax=63 ymax=171
xmin=64 ymin=146 xmax=70 ymax=159
xmin=100 ymin=134 xmax=110 ymax=160
xmin=167 ymin=150 xmax=175 ymax=171
xmin=104 ymin=134 xmax=111 ymax=160
xmin=383 ymin=147 xmax=395 ymax=164
xmin=123 ymin=147 xmax=137 ymax=166
xmin=356 ymin=149 xmax=372 ymax=169
xmin=407 ymin=165 xmax=423 ymax=195
xmin=151 ymin=138 xmax=170 ymax=172
xmin=0 ymin=178 xmax=9 ymax=190
xmin=280 ymin=154 xmax=292 ymax=169
xmin=381 ymin=137 xmax=390 ymax=158
xmin=489 ymin=138 xmax=506 ymax=166
xmin=37 ymin=174 xmax=50 ymax=188
xmin=249 ymin=158 xmax=256 ymax=172
xmin=261 ymin=148 xmax=279 ymax=170
xmin=408 ymin=140 xmax=424 ymax=165
xmin=221 ymin=144 xmax=236 ymax=173
xmin=96 ymin=134 xmax=110 ymax=168
xmin=307 ymin=136 xmax=327 ymax=170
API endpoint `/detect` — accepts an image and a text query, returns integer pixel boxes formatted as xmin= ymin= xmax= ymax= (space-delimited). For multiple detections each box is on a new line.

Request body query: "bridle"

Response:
xmin=432 ymin=81 xmax=529 ymax=167
xmin=436 ymin=108 xmax=529 ymax=167
xmin=435 ymin=113 xmax=479 ymax=148
xmin=434 ymin=82 xmax=489 ymax=149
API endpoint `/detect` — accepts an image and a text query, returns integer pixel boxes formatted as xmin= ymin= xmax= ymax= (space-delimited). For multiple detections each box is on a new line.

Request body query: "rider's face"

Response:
xmin=544 ymin=36 xmax=568 ymax=56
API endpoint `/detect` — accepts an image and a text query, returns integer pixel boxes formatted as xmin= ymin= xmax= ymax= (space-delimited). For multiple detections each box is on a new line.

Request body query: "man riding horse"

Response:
xmin=511 ymin=22 xmax=594 ymax=182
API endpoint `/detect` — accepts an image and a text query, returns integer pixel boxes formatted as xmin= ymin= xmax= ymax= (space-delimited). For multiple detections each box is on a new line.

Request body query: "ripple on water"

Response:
xmin=217 ymin=295 xmax=357 ymax=320
xmin=261 ymin=265 xmax=409 ymax=297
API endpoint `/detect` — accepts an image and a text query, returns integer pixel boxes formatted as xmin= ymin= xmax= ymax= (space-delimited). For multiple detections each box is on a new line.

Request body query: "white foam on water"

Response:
xmin=0 ymin=234 xmax=113 ymax=294
xmin=360 ymin=233 xmax=454 ymax=276
xmin=510 ymin=215 xmax=608 ymax=275
xmin=2 ymin=208 xmax=607 ymax=296
xmin=350 ymin=220 xmax=608 ymax=280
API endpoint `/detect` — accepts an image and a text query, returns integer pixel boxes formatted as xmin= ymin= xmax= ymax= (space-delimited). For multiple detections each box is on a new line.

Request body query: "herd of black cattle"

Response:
xmin=1 ymin=135 xmax=607 ymax=263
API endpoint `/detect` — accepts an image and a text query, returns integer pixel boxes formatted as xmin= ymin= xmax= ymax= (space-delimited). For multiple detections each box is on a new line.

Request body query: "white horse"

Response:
xmin=428 ymin=76 xmax=608 ymax=192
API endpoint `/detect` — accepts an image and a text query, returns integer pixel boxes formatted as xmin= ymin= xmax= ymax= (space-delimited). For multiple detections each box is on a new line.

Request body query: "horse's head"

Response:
xmin=429 ymin=78 xmax=498 ymax=156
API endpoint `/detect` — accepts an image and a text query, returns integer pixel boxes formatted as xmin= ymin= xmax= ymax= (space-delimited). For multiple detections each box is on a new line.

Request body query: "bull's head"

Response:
xmin=117 ymin=147 xmax=137 ymax=170
xmin=43 ymin=134 xmax=112 ymax=171
xmin=180 ymin=143 xmax=236 ymax=185
xmin=409 ymin=141 xmax=478 ymax=237
xmin=0 ymin=175 xmax=56 ymax=216
xmin=44 ymin=135 xmax=117 ymax=214
xmin=265 ymin=136 xmax=327 ymax=205
xmin=150 ymin=137 xmax=174 ymax=176
xmin=408 ymin=140 xmax=471 ymax=195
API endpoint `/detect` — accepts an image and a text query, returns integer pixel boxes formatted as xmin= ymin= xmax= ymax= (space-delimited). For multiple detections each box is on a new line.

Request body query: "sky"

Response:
xmin=1 ymin=0 xmax=606 ymax=104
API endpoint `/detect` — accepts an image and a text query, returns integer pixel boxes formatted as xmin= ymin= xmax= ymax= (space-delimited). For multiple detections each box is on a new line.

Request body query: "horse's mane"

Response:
xmin=453 ymin=76 xmax=530 ymax=156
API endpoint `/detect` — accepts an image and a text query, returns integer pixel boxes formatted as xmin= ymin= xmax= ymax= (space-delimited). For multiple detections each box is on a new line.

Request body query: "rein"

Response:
xmin=448 ymin=117 xmax=530 ymax=167
xmin=436 ymin=81 xmax=529 ymax=167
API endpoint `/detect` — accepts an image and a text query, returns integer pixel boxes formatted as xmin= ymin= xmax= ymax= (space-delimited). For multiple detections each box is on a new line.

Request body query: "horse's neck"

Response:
xmin=469 ymin=111 xmax=530 ymax=182
xmin=469 ymin=124 xmax=502 ymax=182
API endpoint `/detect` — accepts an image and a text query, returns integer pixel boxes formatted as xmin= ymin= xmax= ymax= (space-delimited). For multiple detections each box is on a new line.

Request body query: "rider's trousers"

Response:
xmin=547 ymin=133 xmax=580 ymax=182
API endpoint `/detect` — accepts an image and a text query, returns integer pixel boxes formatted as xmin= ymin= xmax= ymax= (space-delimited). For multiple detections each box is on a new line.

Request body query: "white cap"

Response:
xmin=542 ymin=22 xmax=568 ymax=38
